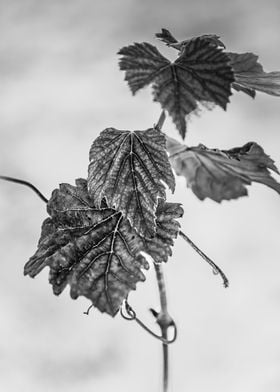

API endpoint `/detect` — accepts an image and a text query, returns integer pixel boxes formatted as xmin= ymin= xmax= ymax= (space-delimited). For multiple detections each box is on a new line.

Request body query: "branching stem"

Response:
xmin=120 ymin=301 xmax=177 ymax=344
xmin=153 ymin=109 xmax=175 ymax=391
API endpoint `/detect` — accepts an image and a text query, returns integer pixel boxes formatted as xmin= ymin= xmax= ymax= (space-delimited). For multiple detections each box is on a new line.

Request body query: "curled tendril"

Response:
xmin=83 ymin=304 xmax=94 ymax=315
xmin=120 ymin=301 xmax=177 ymax=344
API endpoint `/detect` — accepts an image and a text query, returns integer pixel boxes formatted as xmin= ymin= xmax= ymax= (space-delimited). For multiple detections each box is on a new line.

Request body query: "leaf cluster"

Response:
xmin=24 ymin=28 xmax=280 ymax=317
xmin=119 ymin=28 xmax=280 ymax=138
xmin=25 ymin=129 xmax=183 ymax=316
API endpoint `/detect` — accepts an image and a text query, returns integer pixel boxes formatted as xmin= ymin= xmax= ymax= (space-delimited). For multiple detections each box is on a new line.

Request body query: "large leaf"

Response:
xmin=24 ymin=179 xmax=149 ymax=316
xmin=155 ymin=28 xmax=280 ymax=99
xmin=88 ymin=127 xmax=175 ymax=237
xmin=118 ymin=38 xmax=234 ymax=139
xmin=142 ymin=199 xmax=184 ymax=263
xmin=228 ymin=52 xmax=280 ymax=97
xmin=167 ymin=137 xmax=280 ymax=202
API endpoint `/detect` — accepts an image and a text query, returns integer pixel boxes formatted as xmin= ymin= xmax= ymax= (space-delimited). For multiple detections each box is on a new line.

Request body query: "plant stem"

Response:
xmin=155 ymin=110 xmax=166 ymax=131
xmin=154 ymin=110 xmax=174 ymax=391
xmin=154 ymin=263 xmax=174 ymax=392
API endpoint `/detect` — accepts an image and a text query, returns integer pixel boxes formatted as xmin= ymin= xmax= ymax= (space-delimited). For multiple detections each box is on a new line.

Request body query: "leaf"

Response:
xmin=155 ymin=28 xmax=225 ymax=50
xmin=118 ymin=38 xmax=234 ymax=139
xmin=24 ymin=179 xmax=149 ymax=317
xmin=166 ymin=137 xmax=280 ymax=202
xmin=155 ymin=29 xmax=280 ymax=98
xmin=228 ymin=52 xmax=280 ymax=97
xmin=155 ymin=28 xmax=178 ymax=46
xmin=88 ymin=127 xmax=175 ymax=237
xmin=142 ymin=199 xmax=184 ymax=263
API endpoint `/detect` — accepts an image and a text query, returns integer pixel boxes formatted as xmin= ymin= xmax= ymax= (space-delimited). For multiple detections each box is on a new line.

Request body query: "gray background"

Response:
xmin=0 ymin=1 xmax=280 ymax=391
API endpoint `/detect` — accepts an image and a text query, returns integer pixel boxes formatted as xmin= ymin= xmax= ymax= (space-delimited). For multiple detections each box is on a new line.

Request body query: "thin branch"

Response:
xmin=179 ymin=230 xmax=229 ymax=288
xmin=0 ymin=175 xmax=48 ymax=203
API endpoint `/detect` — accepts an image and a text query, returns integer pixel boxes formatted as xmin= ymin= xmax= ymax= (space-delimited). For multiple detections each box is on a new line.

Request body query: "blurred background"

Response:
xmin=0 ymin=1 xmax=280 ymax=391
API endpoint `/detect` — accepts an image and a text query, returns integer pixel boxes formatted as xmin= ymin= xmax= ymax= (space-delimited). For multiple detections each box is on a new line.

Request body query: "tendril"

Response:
xmin=179 ymin=230 xmax=229 ymax=288
xmin=0 ymin=176 xmax=48 ymax=203
xmin=83 ymin=304 xmax=94 ymax=315
xmin=120 ymin=301 xmax=177 ymax=344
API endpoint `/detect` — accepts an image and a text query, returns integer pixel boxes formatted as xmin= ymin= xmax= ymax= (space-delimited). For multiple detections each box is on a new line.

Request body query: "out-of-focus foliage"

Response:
xmin=167 ymin=137 xmax=280 ymax=202
xmin=229 ymin=52 xmax=280 ymax=98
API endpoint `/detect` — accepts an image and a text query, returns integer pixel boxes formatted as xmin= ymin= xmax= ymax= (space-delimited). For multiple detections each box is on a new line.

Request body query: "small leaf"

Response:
xmin=142 ymin=199 xmax=184 ymax=263
xmin=88 ymin=127 xmax=175 ymax=237
xmin=156 ymin=28 xmax=225 ymax=50
xmin=24 ymin=179 xmax=149 ymax=317
xmin=119 ymin=38 xmax=234 ymax=139
xmin=167 ymin=137 xmax=280 ymax=202
xmin=228 ymin=52 xmax=280 ymax=97
xmin=155 ymin=28 xmax=178 ymax=46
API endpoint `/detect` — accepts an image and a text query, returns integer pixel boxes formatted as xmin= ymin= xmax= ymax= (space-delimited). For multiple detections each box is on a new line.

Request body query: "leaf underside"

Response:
xmin=118 ymin=37 xmax=234 ymax=139
xmin=88 ymin=127 xmax=175 ymax=237
xmin=142 ymin=198 xmax=184 ymax=263
xmin=228 ymin=52 xmax=280 ymax=97
xmin=167 ymin=137 xmax=280 ymax=202
xmin=24 ymin=179 xmax=149 ymax=316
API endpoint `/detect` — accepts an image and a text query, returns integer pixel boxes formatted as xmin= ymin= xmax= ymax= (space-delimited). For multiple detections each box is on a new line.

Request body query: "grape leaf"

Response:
xmin=228 ymin=52 xmax=280 ymax=97
xmin=166 ymin=137 xmax=280 ymax=202
xmin=24 ymin=179 xmax=149 ymax=316
xmin=88 ymin=127 xmax=175 ymax=237
xmin=118 ymin=38 xmax=234 ymax=139
xmin=155 ymin=29 xmax=280 ymax=99
xmin=142 ymin=199 xmax=184 ymax=263
xmin=155 ymin=28 xmax=225 ymax=50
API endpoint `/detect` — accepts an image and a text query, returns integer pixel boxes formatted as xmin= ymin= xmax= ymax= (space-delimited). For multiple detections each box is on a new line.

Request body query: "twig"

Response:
xmin=179 ymin=230 xmax=229 ymax=288
xmin=0 ymin=175 xmax=48 ymax=203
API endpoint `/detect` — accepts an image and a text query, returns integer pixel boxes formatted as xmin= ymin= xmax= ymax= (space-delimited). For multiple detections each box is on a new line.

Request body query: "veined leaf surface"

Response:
xmin=119 ymin=37 xmax=234 ymax=139
xmin=142 ymin=199 xmax=184 ymax=263
xmin=155 ymin=29 xmax=280 ymax=100
xmin=24 ymin=179 xmax=149 ymax=317
xmin=167 ymin=137 xmax=280 ymax=202
xmin=88 ymin=127 xmax=175 ymax=237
